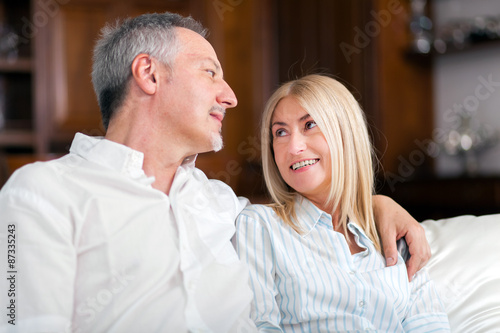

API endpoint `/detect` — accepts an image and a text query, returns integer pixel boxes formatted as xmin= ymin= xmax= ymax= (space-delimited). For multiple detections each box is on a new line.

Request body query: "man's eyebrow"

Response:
xmin=202 ymin=57 xmax=222 ymax=74
xmin=211 ymin=59 xmax=221 ymax=72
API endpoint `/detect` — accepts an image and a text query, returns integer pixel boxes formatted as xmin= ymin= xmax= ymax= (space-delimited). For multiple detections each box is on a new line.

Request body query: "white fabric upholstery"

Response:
xmin=421 ymin=214 xmax=500 ymax=332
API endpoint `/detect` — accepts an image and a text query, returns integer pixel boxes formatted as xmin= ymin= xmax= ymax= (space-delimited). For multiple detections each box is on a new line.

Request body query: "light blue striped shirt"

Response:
xmin=235 ymin=197 xmax=450 ymax=332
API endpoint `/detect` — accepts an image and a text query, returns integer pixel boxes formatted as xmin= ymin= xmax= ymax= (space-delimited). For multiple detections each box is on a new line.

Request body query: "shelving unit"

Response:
xmin=0 ymin=57 xmax=32 ymax=72
xmin=0 ymin=0 xmax=35 ymax=185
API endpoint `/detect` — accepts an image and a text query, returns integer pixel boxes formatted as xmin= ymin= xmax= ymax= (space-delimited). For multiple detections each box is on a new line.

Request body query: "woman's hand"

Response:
xmin=373 ymin=195 xmax=431 ymax=281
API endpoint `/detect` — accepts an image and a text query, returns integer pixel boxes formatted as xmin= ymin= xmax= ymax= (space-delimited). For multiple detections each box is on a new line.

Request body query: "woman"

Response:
xmin=235 ymin=74 xmax=450 ymax=332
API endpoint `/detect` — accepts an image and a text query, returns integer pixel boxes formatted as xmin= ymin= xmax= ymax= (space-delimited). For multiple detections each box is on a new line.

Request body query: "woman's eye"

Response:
xmin=274 ymin=129 xmax=286 ymax=137
xmin=305 ymin=121 xmax=317 ymax=130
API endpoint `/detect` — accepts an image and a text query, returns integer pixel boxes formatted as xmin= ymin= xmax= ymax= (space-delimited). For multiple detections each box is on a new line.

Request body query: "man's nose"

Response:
xmin=217 ymin=80 xmax=238 ymax=108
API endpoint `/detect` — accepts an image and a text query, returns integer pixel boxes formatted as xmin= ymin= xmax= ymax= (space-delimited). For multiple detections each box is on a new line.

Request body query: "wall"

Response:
xmin=433 ymin=0 xmax=500 ymax=176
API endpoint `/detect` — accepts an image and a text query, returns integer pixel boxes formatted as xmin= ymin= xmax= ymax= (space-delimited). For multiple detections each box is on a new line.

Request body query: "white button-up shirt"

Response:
xmin=0 ymin=133 xmax=256 ymax=333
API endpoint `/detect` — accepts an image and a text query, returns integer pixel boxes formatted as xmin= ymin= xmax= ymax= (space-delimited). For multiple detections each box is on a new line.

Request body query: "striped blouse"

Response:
xmin=235 ymin=197 xmax=450 ymax=332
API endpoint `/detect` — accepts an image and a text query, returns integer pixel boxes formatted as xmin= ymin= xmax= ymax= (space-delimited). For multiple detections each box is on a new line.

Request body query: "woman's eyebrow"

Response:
xmin=299 ymin=113 xmax=311 ymax=122
xmin=271 ymin=121 xmax=287 ymax=127
xmin=271 ymin=113 xmax=311 ymax=128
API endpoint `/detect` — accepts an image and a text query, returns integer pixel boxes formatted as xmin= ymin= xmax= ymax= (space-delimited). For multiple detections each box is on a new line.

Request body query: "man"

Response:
xmin=0 ymin=12 xmax=429 ymax=332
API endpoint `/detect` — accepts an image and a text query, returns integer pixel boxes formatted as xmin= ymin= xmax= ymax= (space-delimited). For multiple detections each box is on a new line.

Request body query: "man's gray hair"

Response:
xmin=91 ymin=12 xmax=207 ymax=130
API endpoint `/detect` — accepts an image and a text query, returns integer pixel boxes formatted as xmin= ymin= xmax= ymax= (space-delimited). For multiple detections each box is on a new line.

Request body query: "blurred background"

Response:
xmin=0 ymin=0 xmax=499 ymax=221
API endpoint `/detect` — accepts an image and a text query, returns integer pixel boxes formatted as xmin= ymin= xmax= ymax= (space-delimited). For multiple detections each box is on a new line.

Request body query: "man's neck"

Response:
xmin=142 ymin=154 xmax=183 ymax=194
xmin=105 ymin=122 xmax=188 ymax=195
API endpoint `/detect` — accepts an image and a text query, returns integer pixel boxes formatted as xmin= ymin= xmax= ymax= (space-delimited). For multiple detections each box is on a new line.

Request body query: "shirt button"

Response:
xmin=359 ymin=300 xmax=365 ymax=307
xmin=349 ymin=271 xmax=356 ymax=275
xmin=187 ymin=281 xmax=196 ymax=293
xmin=180 ymin=243 xmax=188 ymax=252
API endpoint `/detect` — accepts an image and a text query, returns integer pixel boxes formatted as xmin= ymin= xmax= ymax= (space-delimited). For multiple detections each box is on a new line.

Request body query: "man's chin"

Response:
xmin=211 ymin=134 xmax=224 ymax=152
xmin=212 ymin=143 xmax=223 ymax=152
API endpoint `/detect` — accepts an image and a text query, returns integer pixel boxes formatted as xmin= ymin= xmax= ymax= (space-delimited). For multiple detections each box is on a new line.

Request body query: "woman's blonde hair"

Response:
xmin=261 ymin=74 xmax=381 ymax=252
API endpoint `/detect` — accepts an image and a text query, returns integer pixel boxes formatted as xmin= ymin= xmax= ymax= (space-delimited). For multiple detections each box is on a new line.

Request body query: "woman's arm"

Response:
xmin=235 ymin=209 xmax=283 ymax=332
xmin=373 ymin=195 xmax=431 ymax=281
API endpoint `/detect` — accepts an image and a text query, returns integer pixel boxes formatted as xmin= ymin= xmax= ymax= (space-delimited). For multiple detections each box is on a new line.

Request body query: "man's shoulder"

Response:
xmin=185 ymin=167 xmax=251 ymax=216
xmin=2 ymin=158 xmax=65 ymax=192
xmin=192 ymin=167 xmax=233 ymax=189
xmin=190 ymin=166 xmax=239 ymax=199
xmin=0 ymin=158 xmax=75 ymax=219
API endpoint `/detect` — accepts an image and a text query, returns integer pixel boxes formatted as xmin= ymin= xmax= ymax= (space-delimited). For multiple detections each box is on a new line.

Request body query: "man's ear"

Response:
xmin=131 ymin=54 xmax=158 ymax=95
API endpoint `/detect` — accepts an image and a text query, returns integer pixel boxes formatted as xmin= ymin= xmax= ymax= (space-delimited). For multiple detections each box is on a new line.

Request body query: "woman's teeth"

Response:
xmin=292 ymin=159 xmax=318 ymax=170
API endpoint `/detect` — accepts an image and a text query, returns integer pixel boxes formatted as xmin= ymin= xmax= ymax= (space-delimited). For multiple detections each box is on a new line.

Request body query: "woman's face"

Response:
xmin=271 ymin=96 xmax=332 ymax=203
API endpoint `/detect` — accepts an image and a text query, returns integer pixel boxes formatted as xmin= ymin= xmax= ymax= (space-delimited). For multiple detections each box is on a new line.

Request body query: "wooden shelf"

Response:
xmin=0 ymin=130 xmax=35 ymax=147
xmin=0 ymin=58 xmax=32 ymax=73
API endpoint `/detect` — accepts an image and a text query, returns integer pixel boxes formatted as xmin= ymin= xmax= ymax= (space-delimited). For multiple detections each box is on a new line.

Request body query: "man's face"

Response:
xmin=159 ymin=27 xmax=238 ymax=156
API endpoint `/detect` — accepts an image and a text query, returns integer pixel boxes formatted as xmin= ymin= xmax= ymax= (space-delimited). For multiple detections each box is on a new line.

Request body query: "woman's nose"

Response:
xmin=288 ymin=133 xmax=306 ymax=155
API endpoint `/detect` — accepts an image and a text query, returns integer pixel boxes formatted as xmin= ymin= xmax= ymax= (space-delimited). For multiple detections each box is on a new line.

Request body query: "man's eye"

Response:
xmin=305 ymin=121 xmax=317 ymax=130
xmin=206 ymin=69 xmax=216 ymax=77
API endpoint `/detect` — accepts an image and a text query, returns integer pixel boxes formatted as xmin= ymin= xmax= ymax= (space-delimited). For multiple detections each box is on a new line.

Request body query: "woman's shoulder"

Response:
xmin=236 ymin=203 xmax=283 ymax=228
xmin=239 ymin=203 xmax=276 ymax=219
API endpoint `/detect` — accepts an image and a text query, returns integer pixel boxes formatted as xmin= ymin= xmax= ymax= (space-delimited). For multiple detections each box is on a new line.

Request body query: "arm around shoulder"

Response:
xmin=373 ymin=194 xmax=431 ymax=280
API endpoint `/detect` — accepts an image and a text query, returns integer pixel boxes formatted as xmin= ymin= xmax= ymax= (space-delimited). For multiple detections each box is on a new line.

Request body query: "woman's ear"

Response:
xmin=131 ymin=54 xmax=158 ymax=95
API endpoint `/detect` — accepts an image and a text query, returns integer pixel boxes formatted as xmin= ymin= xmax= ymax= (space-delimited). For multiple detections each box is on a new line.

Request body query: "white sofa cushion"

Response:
xmin=421 ymin=214 xmax=500 ymax=332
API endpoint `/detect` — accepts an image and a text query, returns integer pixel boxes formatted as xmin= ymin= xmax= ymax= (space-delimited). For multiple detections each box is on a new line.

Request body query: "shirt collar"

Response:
xmin=294 ymin=195 xmax=372 ymax=245
xmin=347 ymin=221 xmax=372 ymax=248
xmin=182 ymin=154 xmax=198 ymax=166
xmin=69 ymin=133 xmax=154 ymax=183
xmin=293 ymin=196 xmax=331 ymax=236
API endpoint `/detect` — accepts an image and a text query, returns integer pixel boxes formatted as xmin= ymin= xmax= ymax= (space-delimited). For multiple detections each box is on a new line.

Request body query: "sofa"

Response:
xmin=421 ymin=214 xmax=500 ymax=332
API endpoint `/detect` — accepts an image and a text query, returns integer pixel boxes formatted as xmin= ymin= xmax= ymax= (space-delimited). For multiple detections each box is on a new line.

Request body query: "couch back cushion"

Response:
xmin=421 ymin=214 xmax=500 ymax=332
